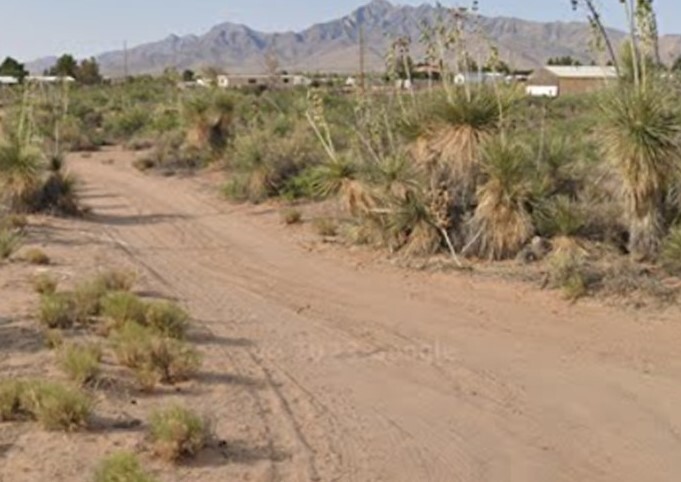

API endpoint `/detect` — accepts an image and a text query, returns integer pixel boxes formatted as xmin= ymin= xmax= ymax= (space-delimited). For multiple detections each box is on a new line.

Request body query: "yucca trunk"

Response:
xmin=627 ymin=191 xmax=664 ymax=260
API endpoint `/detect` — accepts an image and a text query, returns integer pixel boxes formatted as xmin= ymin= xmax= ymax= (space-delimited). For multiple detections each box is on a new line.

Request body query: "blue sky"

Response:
xmin=0 ymin=0 xmax=678 ymax=61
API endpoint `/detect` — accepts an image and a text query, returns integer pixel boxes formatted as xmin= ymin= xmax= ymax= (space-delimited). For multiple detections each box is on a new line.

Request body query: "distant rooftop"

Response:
xmin=544 ymin=66 xmax=618 ymax=79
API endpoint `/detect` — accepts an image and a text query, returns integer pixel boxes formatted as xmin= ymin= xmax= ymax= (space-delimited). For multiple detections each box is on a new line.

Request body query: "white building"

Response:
xmin=26 ymin=75 xmax=76 ymax=84
xmin=526 ymin=66 xmax=618 ymax=98
xmin=216 ymin=74 xmax=311 ymax=89
xmin=0 ymin=76 xmax=19 ymax=85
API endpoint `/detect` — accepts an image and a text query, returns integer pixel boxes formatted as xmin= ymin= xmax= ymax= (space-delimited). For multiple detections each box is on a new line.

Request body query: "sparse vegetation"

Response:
xmin=0 ymin=379 xmax=92 ymax=431
xmin=148 ymin=405 xmax=209 ymax=462
xmin=281 ymin=208 xmax=303 ymax=225
xmin=39 ymin=292 xmax=76 ymax=329
xmin=0 ymin=227 xmax=22 ymax=260
xmin=94 ymin=452 xmax=158 ymax=482
xmin=101 ymin=291 xmax=147 ymax=328
xmin=58 ymin=342 xmax=103 ymax=386
xmin=21 ymin=247 xmax=50 ymax=265
xmin=144 ymin=301 xmax=190 ymax=339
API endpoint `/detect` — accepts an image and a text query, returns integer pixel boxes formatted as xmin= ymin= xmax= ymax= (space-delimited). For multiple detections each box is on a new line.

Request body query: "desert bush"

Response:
xmin=22 ymin=247 xmax=50 ymax=265
xmin=148 ymin=405 xmax=209 ymax=462
xmin=97 ymin=269 xmax=137 ymax=292
xmin=101 ymin=292 xmax=147 ymax=328
xmin=59 ymin=343 xmax=102 ymax=386
xmin=661 ymin=225 xmax=681 ymax=275
xmin=39 ymin=293 xmax=76 ymax=329
xmin=21 ymin=380 xmax=92 ymax=431
xmin=113 ymin=322 xmax=200 ymax=388
xmin=0 ymin=380 xmax=28 ymax=421
xmin=33 ymin=171 xmax=81 ymax=216
xmin=145 ymin=301 xmax=190 ymax=339
xmin=0 ymin=227 xmax=22 ymax=260
xmin=547 ymin=250 xmax=591 ymax=301
xmin=313 ymin=217 xmax=338 ymax=237
xmin=94 ymin=452 xmax=158 ymax=482
xmin=281 ymin=208 xmax=303 ymax=225
xmin=104 ymin=107 xmax=152 ymax=142
xmin=534 ymin=195 xmax=587 ymax=239
xmin=43 ymin=329 xmax=64 ymax=349
xmin=33 ymin=273 xmax=58 ymax=295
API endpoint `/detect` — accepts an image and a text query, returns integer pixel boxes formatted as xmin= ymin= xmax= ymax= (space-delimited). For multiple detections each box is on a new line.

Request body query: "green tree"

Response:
xmin=0 ymin=57 xmax=28 ymax=81
xmin=77 ymin=58 xmax=102 ymax=85
xmin=547 ymin=56 xmax=582 ymax=66
xmin=182 ymin=69 xmax=195 ymax=82
xmin=49 ymin=54 xmax=78 ymax=77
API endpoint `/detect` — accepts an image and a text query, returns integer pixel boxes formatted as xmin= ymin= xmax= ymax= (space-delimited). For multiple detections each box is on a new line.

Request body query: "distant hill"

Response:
xmin=26 ymin=0 xmax=681 ymax=77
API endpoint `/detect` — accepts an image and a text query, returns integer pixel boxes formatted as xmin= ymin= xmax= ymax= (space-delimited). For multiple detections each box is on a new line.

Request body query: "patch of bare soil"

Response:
xmin=3 ymin=146 xmax=681 ymax=481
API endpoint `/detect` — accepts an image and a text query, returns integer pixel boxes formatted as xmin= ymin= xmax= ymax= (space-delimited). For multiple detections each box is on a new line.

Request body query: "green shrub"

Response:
xmin=39 ymin=293 xmax=76 ymax=329
xmin=94 ymin=452 xmax=158 ymax=482
xmin=145 ymin=301 xmax=189 ymax=339
xmin=547 ymin=251 xmax=591 ymax=301
xmin=21 ymin=247 xmax=50 ymax=265
xmin=0 ymin=228 xmax=22 ymax=260
xmin=33 ymin=273 xmax=58 ymax=295
xmin=59 ymin=343 xmax=102 ymax=386
xmin=101 ymin=292 xmax=147 ymax=328
xmin=148 ymin=405 xmax=209 ymax=462
xmin=20 ymin=381 xmax=92 ymax=431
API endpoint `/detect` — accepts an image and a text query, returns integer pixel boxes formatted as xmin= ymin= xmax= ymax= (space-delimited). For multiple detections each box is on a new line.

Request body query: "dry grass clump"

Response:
xmin=43 ymin=329 xmax=64 ymax=349
xmin=113 ymin=322 xmax=201 ymax=390
xmin=281 ymin=208 xmax=303 ymax=225
xmin=313 ymin=217 xmax=338 ymax=237
xmin=39 ymin=293 xmax=76 ymax=329
xmin=0 ymin=227 xmax=22 ymax=260
xmin=148 ymin=405 xmax=210 ymax=462
xmin=22 ymin=380 xmax=92 ymax=431
xmin=0 ymin=379 xmax=92 ymax=431
xmin=21 ymin=247 xmax=50 ymax=265
xmin=547 ymin=250 xmax=592 ymax=301
xmin=144 ymin=301 xmax=190 ymax=339
xmin=96 ymin=268 xmax=137 ymax=292
xmin=33 ymin=273 xmax=58 ymax=295
xmin=101 ymin=291 xmax=147 ymax=328
xmin=59 ymin=343 xmax=103 ymax=386
xmin=94 ymin=452 xmax=158 ymax=482
xmin=661 ymin=226 xmax=681 ymax=275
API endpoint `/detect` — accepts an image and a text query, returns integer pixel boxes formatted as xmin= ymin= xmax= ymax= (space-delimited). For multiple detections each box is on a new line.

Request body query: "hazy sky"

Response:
xmin=0 ymin=0 xmax=678 ymax=61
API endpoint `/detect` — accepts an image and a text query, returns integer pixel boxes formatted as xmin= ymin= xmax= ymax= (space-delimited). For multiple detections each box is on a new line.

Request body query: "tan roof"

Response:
xmin=543 ymin=66 xmax=618 ymax=79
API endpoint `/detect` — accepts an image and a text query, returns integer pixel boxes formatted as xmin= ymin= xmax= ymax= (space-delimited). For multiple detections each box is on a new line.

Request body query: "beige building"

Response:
xmin=526 ymin=66 xmax=618 ymax=97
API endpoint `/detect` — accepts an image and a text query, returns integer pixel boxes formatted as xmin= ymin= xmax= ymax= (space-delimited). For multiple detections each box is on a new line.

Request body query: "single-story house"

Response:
xmin=0 ymin=76 xmax=19 ymax=85
xmin=526 ymin=66 xmax=617 ymax=97
xmin=217 ymin=74 xmax=311 ymax=89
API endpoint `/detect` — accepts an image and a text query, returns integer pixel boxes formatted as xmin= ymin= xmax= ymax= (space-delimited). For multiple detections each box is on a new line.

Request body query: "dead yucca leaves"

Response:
xmin=465 ymin=138 xmax=534 ymax=260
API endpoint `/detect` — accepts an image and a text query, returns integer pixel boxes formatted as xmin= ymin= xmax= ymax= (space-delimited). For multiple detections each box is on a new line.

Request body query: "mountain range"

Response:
xmin=27 ymin=0 xmax=681 ymax=77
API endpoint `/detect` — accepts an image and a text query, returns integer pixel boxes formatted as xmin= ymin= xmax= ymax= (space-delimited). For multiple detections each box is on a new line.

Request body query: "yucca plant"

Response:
xmin=601 ymin=83 xmax=681 ymax=260
xmin=422 ymin=86 xmax=506 ymax=204
xmin=466 ymin=138 xmax=534 ymax=260
xmin=0 ymin=134 xmax=44 ymax=211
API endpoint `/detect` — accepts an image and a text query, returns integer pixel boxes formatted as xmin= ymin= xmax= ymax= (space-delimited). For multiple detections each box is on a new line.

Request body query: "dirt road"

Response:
xmin=69 ymin=150 xmax=681 ymax=482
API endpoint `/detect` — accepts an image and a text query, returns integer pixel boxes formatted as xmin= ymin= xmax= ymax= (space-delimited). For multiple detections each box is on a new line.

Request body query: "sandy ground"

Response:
xmin=2 ymin=147 xmax=681 ymax=481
